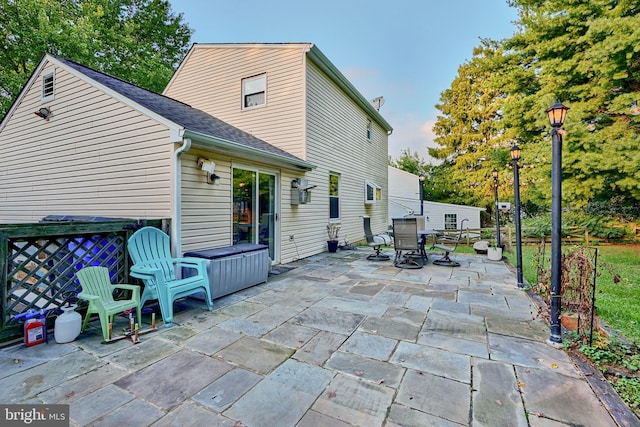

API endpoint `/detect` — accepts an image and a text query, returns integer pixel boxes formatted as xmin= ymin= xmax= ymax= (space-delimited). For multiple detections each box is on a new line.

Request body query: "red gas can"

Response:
xmin=24 ymin=317 xmax=46 ymax=347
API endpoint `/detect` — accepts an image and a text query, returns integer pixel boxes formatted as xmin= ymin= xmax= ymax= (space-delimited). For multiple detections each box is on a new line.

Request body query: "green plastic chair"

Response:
xmin=76 ymin=266 xmax=142 ymax=341
xmin=127 ymin=227 xmax=213 ymax=327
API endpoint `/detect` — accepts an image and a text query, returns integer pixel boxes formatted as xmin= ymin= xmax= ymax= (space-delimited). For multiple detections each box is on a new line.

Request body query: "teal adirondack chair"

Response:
xmin=76 ymin=266 xmax=142 ymax=341
xmin=127 ymin=227 xmax=213 ymax=327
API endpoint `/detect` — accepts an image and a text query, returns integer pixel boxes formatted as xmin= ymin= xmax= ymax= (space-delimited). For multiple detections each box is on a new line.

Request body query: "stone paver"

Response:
xmin=396 ymin=369 xmax=469 ymax=425
xmin=339 ymin=331 xmax=397 ymax=361
xmin=391 ymin=341 xmax=471 ymax=383
xmin=516 ymin=365 xmax=618 ymax=426
xmin=325 ymin=350 xmax=405 ymax=388
xmin=115 ymin=349 xmax=232 ymax=410
xmin=69 ymin=384 xmax=134 ymax=426
xmin=472 ymin=359 xmax=528 ymax=427
xmin=0 ymin=252 xmax=628 ymax=427
xmin=192 ymin=368 xmax=262 ymax=412
xmin=311 ymin=373 xmax=395 ymax=426
xmin=215 ymin=336 xmax=294 ymax=374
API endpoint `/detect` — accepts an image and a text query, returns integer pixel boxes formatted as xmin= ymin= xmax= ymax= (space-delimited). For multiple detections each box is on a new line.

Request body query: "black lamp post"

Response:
xmin=491 ymin=169 xmax=501 ymax=248
xmin=546 ymin=100 xmax=569 ymax=345
xmin=510 ymin=145 xmax=523 ymax=288
xmin=419 ymin=175 xmax=425 ymax=216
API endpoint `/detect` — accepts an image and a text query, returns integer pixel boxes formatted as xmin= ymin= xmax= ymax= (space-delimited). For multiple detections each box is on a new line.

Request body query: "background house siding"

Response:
xmin=388 ymin=167 xmax=484 ymax=230
xmin=164 ymin=44 xmax=307 ymax=159
xmin=0 ymin=63 xmax=174 ymax=223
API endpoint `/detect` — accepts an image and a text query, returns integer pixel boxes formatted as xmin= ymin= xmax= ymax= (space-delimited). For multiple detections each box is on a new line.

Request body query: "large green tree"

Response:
xmin=430 ymin=41 xmax=520 ymax=207
xmin=432 ymin=0 xmax=640 ymax=217
xmin=506 ymin=0 xmax=640 ymax=212
xmin=0 ymin=0 xmax=192 ymax=119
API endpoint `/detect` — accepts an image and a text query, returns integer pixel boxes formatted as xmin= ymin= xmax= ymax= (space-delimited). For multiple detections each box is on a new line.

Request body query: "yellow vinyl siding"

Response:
xmin=164 ymin=44 xmax=307 ymax=159
xmin=164 ymin=44 xmax=390 ymax=262
xmin=304 ymin=62 xmax=389 ymax=247
xmin=180 ymin=151 xmax=234 ymax=251
xmin=0 ymin=63 xmax=174 ymax=223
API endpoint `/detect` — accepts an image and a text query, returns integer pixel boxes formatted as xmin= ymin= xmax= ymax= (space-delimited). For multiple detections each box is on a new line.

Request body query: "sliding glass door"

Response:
xmin=232 ymin=167 xmax=278 ymax=262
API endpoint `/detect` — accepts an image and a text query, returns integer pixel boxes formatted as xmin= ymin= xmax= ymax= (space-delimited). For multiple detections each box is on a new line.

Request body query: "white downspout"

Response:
xmin=172 ymin=138 xmax=191 ymax=257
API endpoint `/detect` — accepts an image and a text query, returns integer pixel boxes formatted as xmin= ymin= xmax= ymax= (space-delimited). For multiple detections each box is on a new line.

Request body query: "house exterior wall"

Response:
xmin=164 ymin=44 xmax=307 ymax=159
xmin=0 ymin=62 xmax=174 ymax=223
xmin=166 ymin=44 xmax=390 ymax=263
xmin=179 ymin=149 xmax=304 ymax=263
xmin=305 ymin=61 xmax=389 ymax=248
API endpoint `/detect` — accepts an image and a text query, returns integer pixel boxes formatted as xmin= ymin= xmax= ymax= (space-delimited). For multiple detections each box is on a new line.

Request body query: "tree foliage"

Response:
xmin=388 ymin=148 xmax=430 ymax=177
xmin=0 ymin=0 xmax=192 ymax=119
xmin=430 ymin=0 xmax=640 ymax=219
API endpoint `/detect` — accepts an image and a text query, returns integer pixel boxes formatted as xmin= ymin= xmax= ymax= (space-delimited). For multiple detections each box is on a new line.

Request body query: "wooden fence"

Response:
xmin=453 ymin=224 xmax=639 ymax=247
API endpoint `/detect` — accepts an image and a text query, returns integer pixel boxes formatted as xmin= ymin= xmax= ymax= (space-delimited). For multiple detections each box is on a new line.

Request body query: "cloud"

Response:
xmin=387 ymin=115 xmax=441 ymax=164
xmin=341 ymin=65 xmax=441 ymax=165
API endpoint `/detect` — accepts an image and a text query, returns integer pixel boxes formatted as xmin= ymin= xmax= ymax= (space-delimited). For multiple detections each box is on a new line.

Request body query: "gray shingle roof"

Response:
xmin=56 ymin=57 xmax=308 ymax=166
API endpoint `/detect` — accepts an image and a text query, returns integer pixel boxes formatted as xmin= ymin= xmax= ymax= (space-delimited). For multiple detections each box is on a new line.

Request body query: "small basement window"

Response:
xmin=41 ymin=69 xmax=55 ymax=102
xmin=242 ymin=74 xmax=266 ymax=109
xmin=365 ymin=179 xmax=381 ymax=204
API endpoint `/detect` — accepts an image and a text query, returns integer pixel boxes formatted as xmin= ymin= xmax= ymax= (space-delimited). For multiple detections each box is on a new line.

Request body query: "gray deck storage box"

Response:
xmin=183 ymin=243 xmax=270 ymax=300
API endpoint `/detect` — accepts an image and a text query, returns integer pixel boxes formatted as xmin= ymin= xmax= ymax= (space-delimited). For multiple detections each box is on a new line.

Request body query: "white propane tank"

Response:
xmin=54 ymin=304 xmax=82 ymax=343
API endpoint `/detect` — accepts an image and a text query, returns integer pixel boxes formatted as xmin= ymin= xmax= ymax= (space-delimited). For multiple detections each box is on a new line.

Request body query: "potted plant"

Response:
xmin=487 ymin=241 xmax=503 ymax=261
xmin=326 ymin=223 xmax=340 ymax=253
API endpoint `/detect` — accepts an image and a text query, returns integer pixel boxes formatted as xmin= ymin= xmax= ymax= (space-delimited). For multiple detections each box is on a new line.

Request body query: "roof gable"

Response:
xmin=170 ymin=43 xmax=393 ymax=133
xmin=28 ymin=55 xmax=313 ymax=170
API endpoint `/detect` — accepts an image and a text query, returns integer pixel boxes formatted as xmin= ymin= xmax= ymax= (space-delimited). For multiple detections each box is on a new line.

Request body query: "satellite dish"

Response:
xmin=370 ymin=96 xmax=385 ymax=111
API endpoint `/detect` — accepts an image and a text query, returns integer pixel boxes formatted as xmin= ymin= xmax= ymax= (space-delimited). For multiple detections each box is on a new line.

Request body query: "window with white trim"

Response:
xmin=242 ymin=74 xmax=266 ymax=109
xmin=365 ymin=179 xmax=381 ymax=204
xmin=329 ymin=173 xmax=340 ymax=219
xmin=444 ymin=213 xmax=457 ymax=230
xmin=41 ymin=69 xmax=55 ymax=102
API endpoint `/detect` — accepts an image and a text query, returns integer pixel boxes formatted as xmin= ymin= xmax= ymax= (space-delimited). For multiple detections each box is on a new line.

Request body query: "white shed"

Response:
xmin=388 ymin=166 xmax=484 ymax=230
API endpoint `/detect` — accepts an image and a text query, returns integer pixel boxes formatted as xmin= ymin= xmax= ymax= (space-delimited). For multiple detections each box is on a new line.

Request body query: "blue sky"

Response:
xmin=169 ymin=1 xmax=519 ymax=161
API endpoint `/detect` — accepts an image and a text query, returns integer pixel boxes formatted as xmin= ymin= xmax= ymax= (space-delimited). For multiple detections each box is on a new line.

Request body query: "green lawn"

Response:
xmin=503 ymin=244 xmax=640 ymax=345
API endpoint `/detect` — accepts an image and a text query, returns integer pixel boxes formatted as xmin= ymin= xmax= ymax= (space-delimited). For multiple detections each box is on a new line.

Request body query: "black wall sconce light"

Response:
xmin=34 ymin=107 xmax=51 ymax=120
xmin=208 ymin=173 xmax=221 ymax=185
xmin=197 ymin=157 xmax=220 ymax=185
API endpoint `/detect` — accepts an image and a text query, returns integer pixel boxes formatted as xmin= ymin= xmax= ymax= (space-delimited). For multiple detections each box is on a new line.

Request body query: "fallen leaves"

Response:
xmin=328 ymin=391 xmax=337 ymax=399
xmin=551 ymin=363 xmax=558 ymax=369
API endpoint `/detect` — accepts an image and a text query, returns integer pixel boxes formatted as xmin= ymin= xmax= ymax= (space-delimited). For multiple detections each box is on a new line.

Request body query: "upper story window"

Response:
xmin=41 ymin=69 xmax=55 ymax=102
xmin=242 ymin=74 xmax=266 ymax=109
xmin=329 ymin=173 xmax=340 ymax=220
xmin=366 ymin=120 xmax=372 ymax=140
